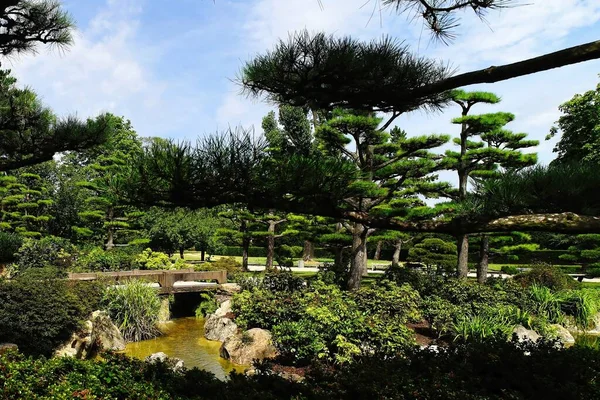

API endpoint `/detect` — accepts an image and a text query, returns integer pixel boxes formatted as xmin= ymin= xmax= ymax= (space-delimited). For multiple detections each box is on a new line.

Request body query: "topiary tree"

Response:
xmin=407 ymin=237 xmax=457 ymax=273
xmin=559 ymin=234 xmax=600 ymax=274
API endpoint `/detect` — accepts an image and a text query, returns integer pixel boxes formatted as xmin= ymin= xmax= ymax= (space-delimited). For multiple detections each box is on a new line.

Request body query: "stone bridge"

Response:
xmin=67 ymin=269 xmax=227 ymax=294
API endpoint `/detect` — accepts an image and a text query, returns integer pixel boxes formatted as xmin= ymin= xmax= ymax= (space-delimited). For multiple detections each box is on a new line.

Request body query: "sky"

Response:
xmin=8 ymin=0 xmax=600 ymax=176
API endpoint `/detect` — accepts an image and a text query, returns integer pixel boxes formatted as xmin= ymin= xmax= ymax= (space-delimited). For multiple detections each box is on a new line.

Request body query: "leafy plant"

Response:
xmin=134 ymin=248 xmax=178 ymax=270
xmin=0 ymin=232 xmax=22 ymax=263
xmin=195 ymin=293 xmax=218 ymax=318
xmin=12 ymin=236 xmax=77 ymax=275
xmin=514 ymin=263 xmax=578 ymax=290
xmin=103 ymin=280 xmax=162 ymax=342
xmin=559 ymin=289 xmax=600 ymax=328
xmin=501 ymin=265 xmax=519 ymax=275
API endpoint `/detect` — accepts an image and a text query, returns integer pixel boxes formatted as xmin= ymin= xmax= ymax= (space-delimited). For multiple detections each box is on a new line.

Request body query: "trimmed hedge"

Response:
xmin=469 ymin=250 xmax=574 ymax=265
xmin=219 ymin=246 xmax=407 ymax=261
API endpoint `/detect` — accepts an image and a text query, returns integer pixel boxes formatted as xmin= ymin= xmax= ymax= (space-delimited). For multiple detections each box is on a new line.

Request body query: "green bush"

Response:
xmin=233 ymin=279 xmax=417 ymax=365
xmin=12 ymin=236 xmax=77 ymax=276
xmin=75 ymin=247 xmax=138 ymax=272
xmin=103 ymin=280 xmax=162 ymax=342
xmin=421 ymin=295 xmax=463 ymax=337
xmin=514 ymin=263 xmax=578 ymax=290
xmin=501 ymin=265 xmax=519 ymax=275
xmin=559 ymin=289 xmax=600 ymax=328
xmin=383 ymin=265 xmax=444 ymax=295
xmin=0 ymin=277 xmax=102 ymax=356
xmin=195 ymin=293 xmax=219 ymax=318
xmin=0 ymin=232 xmax=22 ymax=263
xmin=134 ymin=248 xmax=185 ymax=270
xmin=205 ymin=256 xmax=242 ymax=273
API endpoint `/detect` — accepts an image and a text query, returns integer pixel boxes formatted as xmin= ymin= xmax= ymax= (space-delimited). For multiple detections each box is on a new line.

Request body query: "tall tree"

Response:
xmin=547 ymin=80 xmax=600 ymax=165
xmin=73 ymin=116 xmax=144 ymax=249
xmin=442 ymin=90 xmax=537 ymax=279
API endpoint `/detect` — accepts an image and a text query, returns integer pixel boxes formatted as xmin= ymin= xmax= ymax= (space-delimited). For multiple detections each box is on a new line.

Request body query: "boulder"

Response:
xmin=90 ymin=310 xmax=126 ymax=352
xmin=512 ymin=325 xmax=541 ymax=343
xmin=55 ymin=320 xmax=93 ymax=358
xmin=219 ymin=283 xmax=242 ymax=296
xmin=214 ymin=300 xmax=232 ymax=318
xmin=145 ymin=352 xmax=185 ymax=373
xmin=0 ymin=343 xmax=18 ymax=354
xmin=220 ymin=328 xmax=277 ymax=365
xmin=204 ymin=314 xmax=238 ymax=342
xmin=550 ymin=324 xmax=575 ymax=345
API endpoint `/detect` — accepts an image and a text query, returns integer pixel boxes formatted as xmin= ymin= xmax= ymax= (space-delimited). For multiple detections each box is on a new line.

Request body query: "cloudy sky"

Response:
xmin=9 ymin=0 xmax=600 ymax=171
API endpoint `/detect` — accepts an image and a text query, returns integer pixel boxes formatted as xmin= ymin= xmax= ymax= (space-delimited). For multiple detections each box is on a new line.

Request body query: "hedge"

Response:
xmin=469 ymin=250 xmax=574 ymax=265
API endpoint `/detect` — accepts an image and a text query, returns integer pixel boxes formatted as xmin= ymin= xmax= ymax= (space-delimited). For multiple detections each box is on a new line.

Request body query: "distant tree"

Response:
xmin=369 ymin=230 xmax=412 ymax=267
xmin=407 ymin=236 xmax=457 ymax=273
xmin=547 ymin=80 xmax=600 ymax=165
xmin=0 ymin=170 xmax=52 ymax=237
xmin=559 ymin=234 xmax=600 ymax=274
xmin=216 ymin=207 xmax=255 ymax=271
xmin=0 ymin=0 xmax=74 ymax=59
xmin=73 ymin=116 xmax=144 ymax=249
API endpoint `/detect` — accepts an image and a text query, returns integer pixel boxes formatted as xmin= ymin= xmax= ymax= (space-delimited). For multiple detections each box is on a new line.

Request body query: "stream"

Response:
xmin=122 ymin=317 xmax=247 ymax=380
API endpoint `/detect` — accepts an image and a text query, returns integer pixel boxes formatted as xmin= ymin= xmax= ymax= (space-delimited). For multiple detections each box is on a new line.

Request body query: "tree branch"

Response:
xmin=410 ymin=40 xmax=600 ymax=99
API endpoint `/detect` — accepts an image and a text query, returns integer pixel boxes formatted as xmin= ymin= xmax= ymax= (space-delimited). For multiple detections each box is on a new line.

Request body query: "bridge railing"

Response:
xmin=67 ymin=269 xmax=227 ymax=292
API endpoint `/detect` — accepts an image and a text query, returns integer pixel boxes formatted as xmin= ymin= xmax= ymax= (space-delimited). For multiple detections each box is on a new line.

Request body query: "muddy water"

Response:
xmin=122 ymin=317 xmax=247 ymax=380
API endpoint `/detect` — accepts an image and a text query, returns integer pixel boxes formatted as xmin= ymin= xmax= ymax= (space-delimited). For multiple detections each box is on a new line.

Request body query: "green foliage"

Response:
xmin=103 ymin=280 xmax=162 ymax=342
xmin=233 ymin=279 xmax=417 ymax=365
xmin=452 ymin=313 xmax=515 ymax=343
xmin=501 ymin=265 xmax=519 ymax=275
xmin=0 ymin=277 xmax=103 ymax=356
xmin=11 ymin=236 xmax=77 ymax=276
xmin=407 ymin=237 xmax=457 ymax=273
xmin=514 ymin=263 xmax=578 ymax=290
xmin=75 ymin=246 xmax=139 ymax=272
xmin=134 ymin=248 xmax=179 ymax=270
xmin=195 ymin=293 xmax=219 ymax=318
xmin=548 ymin=80 xmax=600 ymax=164
xmin=559 ymin=289 xmax=600 ymax=329
xmin=205 ymin=256 xmax=242 ymax=273
xmin=0 ymin=231 xmax=22 ymax=262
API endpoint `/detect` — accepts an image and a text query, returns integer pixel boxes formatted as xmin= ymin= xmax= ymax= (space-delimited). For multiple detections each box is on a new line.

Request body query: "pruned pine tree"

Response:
xmin=0 ymin=170 xmax=52 ymax=237
xmin=407 ymin=236 xmax=457 ymax=273
xmin=369 ymin=230 xmax=412 ymax=267
xmin=316 ymin=109 xmax=449 ymax=289
xmin=216 ymin=207 xmax=256 ymax=271
xmin=74 ymin=117 xmax=144 ymax=249
xmin=559 ymin=234 xmax=600 ymax=274
xmin=250 ymin=210 xmax=290 ymax=270
xmin=442 ymin=90 xmax=538 ymax=280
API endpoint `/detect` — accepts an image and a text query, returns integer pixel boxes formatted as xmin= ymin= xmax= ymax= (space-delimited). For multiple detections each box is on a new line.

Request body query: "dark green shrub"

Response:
xmin=353 ymin=280 xmax=421 ymax=322
xmin=0 ymin=232 xmax=22 ymax=263
xmin=13 ymin=236 xmax=77 ymax=275
xmin=199 ymin=256 xmax=242 ymax=273
xmin=501 ymin=265 xmax=519 ymax=275
xmin=421 ymin=295 xmax=464 ymax=337
xmin=76 ymin=247 xmax=122 ymax=271
xmin=383 ymin=265 xmax=444 ymax=295
xmin=0 ymin=277 xmax=98 ymax=356
xmin=262 ymin=270 xmax=305 ymax=292
xmin=514 ymin=263 xmax=578 ymax=290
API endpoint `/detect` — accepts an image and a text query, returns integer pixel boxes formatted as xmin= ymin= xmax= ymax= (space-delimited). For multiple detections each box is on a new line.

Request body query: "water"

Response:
xmin=122 ymin=317 xmax=247 ymax=380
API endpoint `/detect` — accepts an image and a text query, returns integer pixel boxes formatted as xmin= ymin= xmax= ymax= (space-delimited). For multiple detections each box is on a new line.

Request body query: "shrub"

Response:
xmin=208 ymin=256 xmax=242 ymax=273
xmin=559 ymin=289 xmax=600 ymax=328
xmin=12 ymin=236 xmax=77 ymax=276
xmin=0 ymin=277 xmax=101 ymax=356
xmin=514 ymin=263 xmax=578 ymax=290
xmin=134 ymin=248 xmax=178 ymax=270
xmin=74 ymin=247 xmax=140 ymax=272
xmin=524 ymin=284 xmax=564 ymax=324
xmin=501 ymin=265 xmax=519 ymax=275
xmin=383 ymin=265 xmax=444 ymax=295
xmin=103 ymin=280 xmax=162 ymax=342
xmin=353 ymin=280 xmax=421 ymax=322
xmin=452 ymin=310 xmax=515 ymax=343
xmin=421 ymin=295 xmax=464 ymax=337
xmin=195 ymin=293 xmax=218 ymax=318
xmin=0 ymin=232 xmax=22 ymax=263
xmin=262 ymin=270 xmax=305 ymax=292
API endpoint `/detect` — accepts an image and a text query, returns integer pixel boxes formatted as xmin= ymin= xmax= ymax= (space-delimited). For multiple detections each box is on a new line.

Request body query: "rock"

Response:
xmin=145 ymin=352 xmax=185 ymax=373
xmin=219 ymin=283 xmax=241 ymax=296
xmin=204 ymin=314 xmax=238 ymax=342
xmin=512 ymin=325 xmax=541 ymax=343
xmin=550 ymin=324 xmax=575 ymax=345
xmin=90 ymin=310 xmax=126 ymax=352
xmin=0 ymin=343 xmax=18 ymax=354
xmin=55 ymin=320 xmax=93 ymax=358
xmin=214 ymin=300 xmax=232 ymax=317
xmin=220 ymin=328 xmax=277 ymax=365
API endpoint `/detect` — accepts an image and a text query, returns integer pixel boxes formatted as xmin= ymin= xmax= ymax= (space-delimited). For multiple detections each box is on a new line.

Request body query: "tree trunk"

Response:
xmin=303 ymin=240 xmax=315 ymax=261
xmin=266 ymin=221 xmax=275 ymax=270
xmin=200 ymin=249 xmax=205 ymax=262
xmin=105 ymin=207 xmax=114 ymax=251
xmin=347 ymin=223 xmax=368 ymax=290
xmin=242 ymin=236 xmax=250 ymax=272
xmin=179 ymin=247 xmax=184 ymax=259
xmin=392 ymin=240 xmax=402 ymax=268
xmin=457 ymin=234 xmax=469 ymax=278
xmin=477 ymin=235 xmax=489 ymax=284
xmin=374 ymin=240 xmax=382 ymax=260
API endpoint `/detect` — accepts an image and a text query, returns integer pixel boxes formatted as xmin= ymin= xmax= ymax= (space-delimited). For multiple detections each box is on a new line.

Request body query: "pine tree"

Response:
xmin=0 ymin=170 xmax=52 ymax=237
xmin=73 ymin=116 xmax=144 ymax=249
xmin=442 ymin=90 xmax=538 ymax=280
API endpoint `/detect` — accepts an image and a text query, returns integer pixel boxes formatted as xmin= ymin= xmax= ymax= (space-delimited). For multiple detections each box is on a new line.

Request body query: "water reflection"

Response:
xmin=122 ymin=317 xmax=247 ymax=380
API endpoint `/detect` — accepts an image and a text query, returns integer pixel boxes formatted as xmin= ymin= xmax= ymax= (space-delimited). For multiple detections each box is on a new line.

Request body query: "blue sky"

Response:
xmin=9 ymin=0 xmax=600 ymax=174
